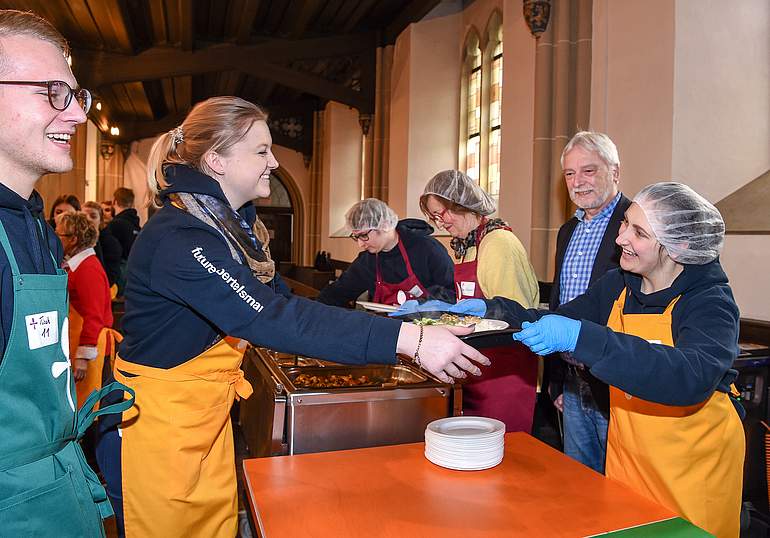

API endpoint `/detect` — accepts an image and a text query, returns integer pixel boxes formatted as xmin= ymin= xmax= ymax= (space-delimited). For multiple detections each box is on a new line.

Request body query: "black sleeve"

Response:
xmin=316 ymin=254 xmax=373 ymax=307
xmin=100 ymin=232 xmax=123 ymax=286
xmin=107 ymin=220 xmax=132 ymax=259
xmin=549 ymin=225 xmax=568 ymax=310
xmin=151 ymin=228 xmax=400 ymax=364
xmin=553 ymin=271 xmax=615 ymax=325
xmin=575 ymin=287 xmax=740 ymax=406
xmin=484 ymin=296 xmax=545 ymax=326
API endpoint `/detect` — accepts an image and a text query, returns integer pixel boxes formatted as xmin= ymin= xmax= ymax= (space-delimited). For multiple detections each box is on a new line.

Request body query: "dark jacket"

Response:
xmin=317 ymin=219 xmax=455 ymax=307
xmin=549 ymin=194 xmax=632 ymax=309
xmin=489 ymin=260 xmax=740 ymax=407
xmin=120 ymin=165 xmax=401 ymax=369
xmin=95 ymin=227 xmax=122 ymax=286
xmin=107 ymin=207 xmax=141 ymax=260
xmin=547 ymin=193 xmax=632 ymax=409
xmin=0 ymin=183 xmax=63 ymax=362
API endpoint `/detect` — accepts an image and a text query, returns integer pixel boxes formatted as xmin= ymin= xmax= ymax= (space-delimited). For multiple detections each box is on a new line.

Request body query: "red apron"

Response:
xmin=373 ymin=237 xmax=429 ymax=305
xmin=455 ymin=222 xmax=538 ymax=433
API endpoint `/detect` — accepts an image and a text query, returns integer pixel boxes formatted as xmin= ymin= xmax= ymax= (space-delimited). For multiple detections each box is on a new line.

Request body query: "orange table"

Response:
xmin=243 ymin=432 xmax=683 ymax=537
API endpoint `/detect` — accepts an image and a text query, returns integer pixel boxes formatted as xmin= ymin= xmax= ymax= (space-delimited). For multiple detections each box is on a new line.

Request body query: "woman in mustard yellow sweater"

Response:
xmin=420 ymin=170 xmax=540 ymax=431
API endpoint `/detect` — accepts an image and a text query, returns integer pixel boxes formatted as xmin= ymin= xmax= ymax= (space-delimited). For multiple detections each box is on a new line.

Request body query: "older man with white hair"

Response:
xmin=545 ymin=131 xmax=632 ymax=473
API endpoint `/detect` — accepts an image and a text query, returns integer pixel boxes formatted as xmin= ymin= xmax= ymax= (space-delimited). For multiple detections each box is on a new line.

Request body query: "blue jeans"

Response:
xmin=562 ymin=366 xmax=608 ymax=474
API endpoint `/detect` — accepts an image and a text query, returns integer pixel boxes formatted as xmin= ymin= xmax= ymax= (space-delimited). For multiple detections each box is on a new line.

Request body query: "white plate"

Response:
xmin=425 ymin=449 xmax=504 ymax=471
xmin=356 ymin=301 xmax=398 ymax=313
xmin=426 ymin=416 xmax=506 ymax=439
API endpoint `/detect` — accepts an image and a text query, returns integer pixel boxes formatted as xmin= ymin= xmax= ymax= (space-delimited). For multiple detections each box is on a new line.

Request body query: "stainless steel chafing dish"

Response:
xmin=239 ymin=346 xmax=460 ymax=457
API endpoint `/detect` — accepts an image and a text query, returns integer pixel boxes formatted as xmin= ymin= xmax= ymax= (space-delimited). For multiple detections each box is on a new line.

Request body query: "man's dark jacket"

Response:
xmin=107 ymin=207 xmax=141 ymax=260
xmin=547 ymin=193 xmax=632 ymax=411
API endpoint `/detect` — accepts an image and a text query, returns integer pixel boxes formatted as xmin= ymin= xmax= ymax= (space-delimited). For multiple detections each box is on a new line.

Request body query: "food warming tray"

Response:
xmin=239 ymin=347 xmax=460 ymax=457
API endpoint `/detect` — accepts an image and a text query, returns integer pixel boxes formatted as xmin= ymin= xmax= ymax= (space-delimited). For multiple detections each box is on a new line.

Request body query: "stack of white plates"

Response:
xmin=424 ymin=416 xmax=505 ymax=471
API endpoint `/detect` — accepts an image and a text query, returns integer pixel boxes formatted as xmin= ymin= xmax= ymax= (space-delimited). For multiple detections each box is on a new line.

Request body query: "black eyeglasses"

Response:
xmin=349 ymin=229 xmax=375 ymax=242
xmin=0 ymin=80 xmax=91 ymax=113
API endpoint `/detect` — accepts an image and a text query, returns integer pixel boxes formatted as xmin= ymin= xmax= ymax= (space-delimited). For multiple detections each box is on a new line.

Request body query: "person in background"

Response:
xmin=100 ymin=199 xmax=113 ymax=224
xmin=418 ymin=169 xmax=540 ymax=432
xmin=83 ymin=200 xmax=122 ymax=288
xmin=106 ymin=187 xmax=140 ymax=294
xmin=99 ymin=96 xmax=490 ymax=538
xmin=317 ymin=198 xmax=455 ymax=307
xmin=0 ymin=9 xmax=130 ymax=536
xmin=459 ymin=182 xmax=743 ymax=537
xmin=107 ymin=187 xmax=140 ymax=259
xmin=544 ymin=131 xmax=632 ymax=472
xmin=48 ymin=192 xmax=79 ymax=227
xmin=55 ymin=211 xmax=118 ymax=407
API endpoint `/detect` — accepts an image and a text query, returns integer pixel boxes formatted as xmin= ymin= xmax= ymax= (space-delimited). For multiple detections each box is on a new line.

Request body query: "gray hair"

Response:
xmin=561 ymin=131 xmax=620 ymax=171
xmin=346 ymin=198 xmax=399 ymax=231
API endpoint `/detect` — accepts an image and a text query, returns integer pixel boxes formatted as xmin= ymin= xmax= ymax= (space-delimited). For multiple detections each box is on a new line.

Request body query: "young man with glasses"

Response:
xmin=0 ymin=10 xmax=129 ymax=536
xmin=317 ymin=198 xmax=455 ymax=307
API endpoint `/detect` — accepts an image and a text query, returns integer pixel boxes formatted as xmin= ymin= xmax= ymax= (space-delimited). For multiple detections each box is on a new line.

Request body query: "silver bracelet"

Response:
xmin=414 ymin=326 xmax=424 ymax=367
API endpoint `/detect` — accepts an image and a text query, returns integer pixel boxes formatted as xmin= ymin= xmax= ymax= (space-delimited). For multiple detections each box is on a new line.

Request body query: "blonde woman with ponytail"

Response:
xmin=97 ymin=96 xmax=490 ymax=538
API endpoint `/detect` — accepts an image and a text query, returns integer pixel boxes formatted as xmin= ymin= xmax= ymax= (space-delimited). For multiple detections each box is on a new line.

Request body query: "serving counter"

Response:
xmin=239 ymin=346 xmax=460 ymax=457
xmin=243 ymin=432 xmax=710 ymax=537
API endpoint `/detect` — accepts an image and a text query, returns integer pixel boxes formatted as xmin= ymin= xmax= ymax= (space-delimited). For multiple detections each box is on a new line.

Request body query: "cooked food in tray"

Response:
xmin=293 ymin=373 xmax=378 ymax=388
xmin=413 ymin=313 xmax=482 ymax=326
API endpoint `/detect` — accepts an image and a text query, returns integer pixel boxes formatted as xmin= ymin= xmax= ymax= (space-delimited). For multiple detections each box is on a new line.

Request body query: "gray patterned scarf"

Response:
xmin=168 ymin=192 xmax=276 ymax=284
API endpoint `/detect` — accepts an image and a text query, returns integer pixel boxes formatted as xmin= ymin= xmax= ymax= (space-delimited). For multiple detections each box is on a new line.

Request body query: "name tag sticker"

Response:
xmin=25 ymin=311 xmax=59 ymax=350
xmin=409 ymin=285 xmax=424 ymax=298
xmin=647 ymin=339 xmax=662 ymax=345
xmin=460 ymin=281 xmax=476 ymax=297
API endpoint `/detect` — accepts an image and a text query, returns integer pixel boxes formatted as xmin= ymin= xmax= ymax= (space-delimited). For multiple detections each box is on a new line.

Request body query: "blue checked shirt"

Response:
xmin=559 ymin=192 xmax=621 ymax=305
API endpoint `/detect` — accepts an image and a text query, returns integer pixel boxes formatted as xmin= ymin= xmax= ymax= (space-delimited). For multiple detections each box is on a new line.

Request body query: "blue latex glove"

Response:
xmin=512 ymin=315 xmax=581 ymax=356
xmin=388 ymin=299 xmax=455 ymax=317
xmin=446 ymin=299 xmax=487 ymax=317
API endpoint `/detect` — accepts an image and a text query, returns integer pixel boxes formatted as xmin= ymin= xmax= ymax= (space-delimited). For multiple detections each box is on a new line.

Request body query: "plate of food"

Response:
xmin=412 ymin=313 xmax=509 ymax=333
xmin=391 ymin=310 xmax=519 ymax=349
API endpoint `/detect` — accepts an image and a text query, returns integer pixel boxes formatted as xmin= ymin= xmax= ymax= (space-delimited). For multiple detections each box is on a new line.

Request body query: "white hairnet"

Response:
xmin=421 ymin=170 xmax=496 ymax=216
xmin=345 ymin=198 xmax=399 ymax=231
xmin=634 ymin=182 xmax=725 ymax=265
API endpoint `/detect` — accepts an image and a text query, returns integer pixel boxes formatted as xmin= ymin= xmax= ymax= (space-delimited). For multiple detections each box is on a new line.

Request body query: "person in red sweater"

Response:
xmin=55 ymin=211 xmax=117 ymax=407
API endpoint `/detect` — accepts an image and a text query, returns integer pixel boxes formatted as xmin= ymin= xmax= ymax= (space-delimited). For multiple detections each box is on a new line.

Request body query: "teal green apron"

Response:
xmin=0 ymin=219 xmax=134 ymax=536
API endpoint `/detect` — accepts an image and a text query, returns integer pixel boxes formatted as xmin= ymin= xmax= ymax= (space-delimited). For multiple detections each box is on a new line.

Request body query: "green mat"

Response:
xmin=588 ymin=517 xmax=714 ymax=537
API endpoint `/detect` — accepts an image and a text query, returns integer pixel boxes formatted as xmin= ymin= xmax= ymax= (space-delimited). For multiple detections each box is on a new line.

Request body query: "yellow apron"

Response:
xmin=114 ymin=337 xmax=253 ymax=538
xmin=605 ymin=288 xmax=744 ymax=537
xmin=69 ymin=306 xmax=123 ymax=410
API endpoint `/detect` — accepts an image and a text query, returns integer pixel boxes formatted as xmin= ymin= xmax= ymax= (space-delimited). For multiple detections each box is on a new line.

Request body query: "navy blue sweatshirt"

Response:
xmin=120 ymin=166 xmax=401 ymax=368
xmin=317 ymin=219 xmax=455 ymax=307
xmin=0 ymin=183 xmax=64 ymax=362
xmin=487 ymin=260 xmax=740 ymax=407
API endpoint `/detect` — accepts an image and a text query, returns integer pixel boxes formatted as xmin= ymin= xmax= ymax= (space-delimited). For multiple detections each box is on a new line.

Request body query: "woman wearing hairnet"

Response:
xmin=318 ymin=198 xmax=455 ymax=306
xmin=453 ymin=182 xmax=744 ymax=536
xmin=418 ymin=170 xmax=541 ymax=432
